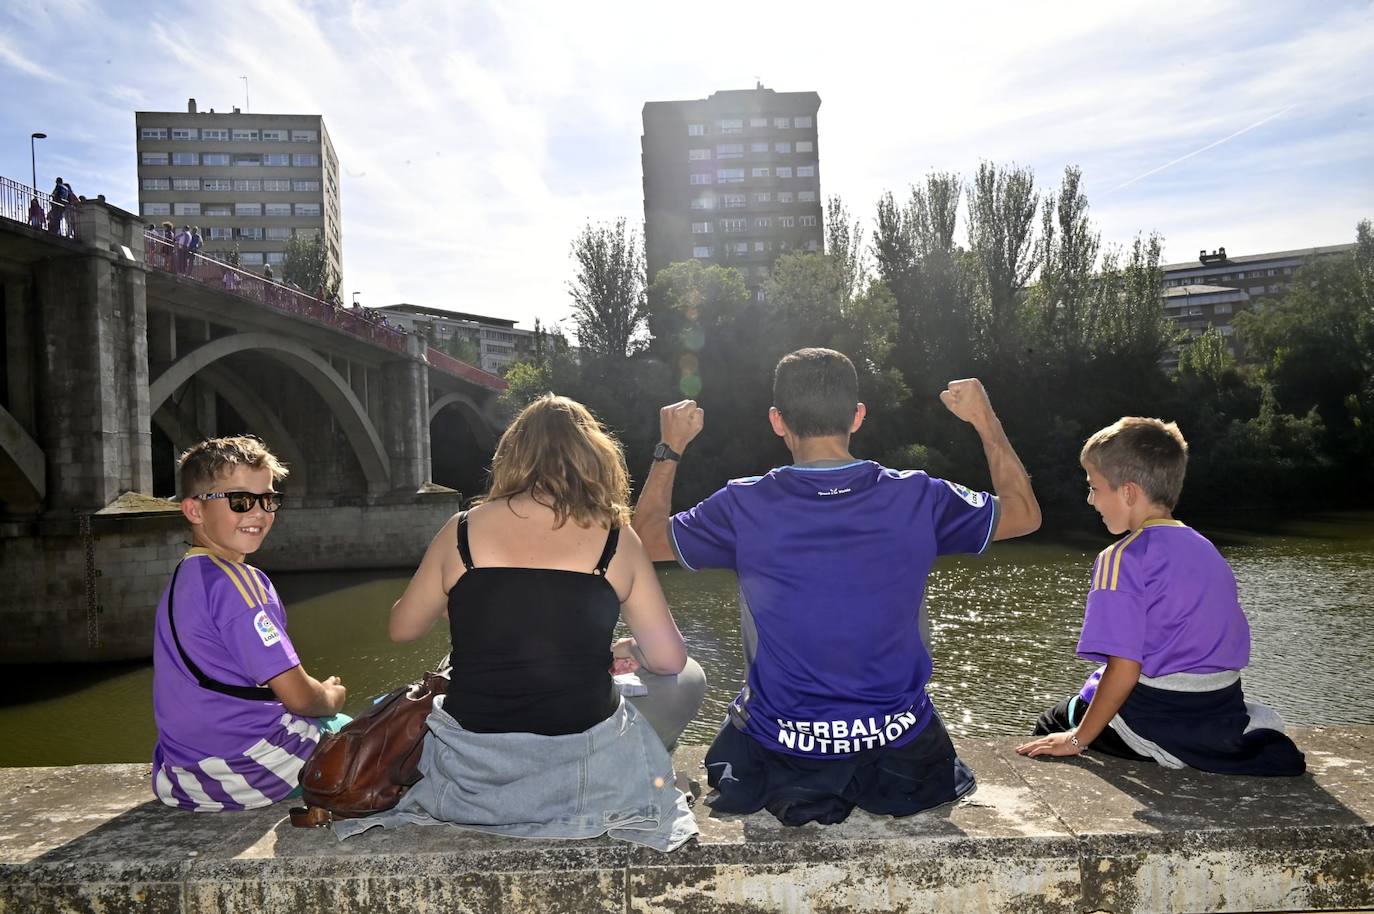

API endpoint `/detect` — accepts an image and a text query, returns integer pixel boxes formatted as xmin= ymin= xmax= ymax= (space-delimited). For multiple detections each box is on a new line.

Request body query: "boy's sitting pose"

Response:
xmin=151 ymin=436 xmax=348 ymax=811
xmin=1017 ymin=418 xmax=1304 ymax=775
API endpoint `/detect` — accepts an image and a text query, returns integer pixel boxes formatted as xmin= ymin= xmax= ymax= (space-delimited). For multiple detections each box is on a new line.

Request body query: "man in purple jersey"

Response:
xmin=633 ymin=348 xmax=1041 ymax=825
xmin=151 ymin=436 xmax=350 ymax=812
xmin=1017 ymin=417 xmax=1304 ymax=775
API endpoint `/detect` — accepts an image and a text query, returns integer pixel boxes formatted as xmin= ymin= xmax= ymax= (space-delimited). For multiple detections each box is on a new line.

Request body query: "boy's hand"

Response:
xmin=322 ymin=675 xmax=347 ymax=714
xmin=659 ymin=400 xmax=705 ymax=453
xmin=1016 ymin=731 xmax=1084 ymax=758
xmin=939 ymin=379 xmax=995 ymax=427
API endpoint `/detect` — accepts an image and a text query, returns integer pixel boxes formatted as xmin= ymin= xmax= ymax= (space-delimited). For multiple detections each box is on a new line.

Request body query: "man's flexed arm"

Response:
xmin=940 ymin=379 xmax=1041 ymax=540
xmin=632 ymin=400 xmax=705 ymax=562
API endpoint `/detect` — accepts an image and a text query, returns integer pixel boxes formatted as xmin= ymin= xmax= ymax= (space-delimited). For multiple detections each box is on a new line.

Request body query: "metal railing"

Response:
xmin=143 ymin=234 xmax=505 ymax=390
xmin=0 ymin=175 xmax=80 ymax=240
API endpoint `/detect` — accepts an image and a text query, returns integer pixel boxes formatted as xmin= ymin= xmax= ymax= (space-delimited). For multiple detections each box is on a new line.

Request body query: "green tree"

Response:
xmin=966 ymin=162 xmax=1039 ymax=359
xmin=282 ymin=232 xmax=338 ymax=296
xmin=1030 ymin=166 xmax=1100 ymax=356
xmin=825 ymin=195 xmax=867 ymax=302
xmin=568 ymin=218 xmax=647 ymax=361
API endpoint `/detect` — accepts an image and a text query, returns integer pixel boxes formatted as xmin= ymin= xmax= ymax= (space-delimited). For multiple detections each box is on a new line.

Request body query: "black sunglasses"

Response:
xmin=196 ymin=491 xmax=284 ymax=513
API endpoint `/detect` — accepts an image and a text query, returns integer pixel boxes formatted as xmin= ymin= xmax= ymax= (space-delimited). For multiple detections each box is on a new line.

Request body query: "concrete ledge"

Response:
xmin=2 ymin=727 xmax=1371 ymax=913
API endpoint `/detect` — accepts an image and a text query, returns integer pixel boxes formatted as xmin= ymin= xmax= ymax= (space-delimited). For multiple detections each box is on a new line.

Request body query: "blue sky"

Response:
xmin=1 ymin=0 xmax=1370 ymax=331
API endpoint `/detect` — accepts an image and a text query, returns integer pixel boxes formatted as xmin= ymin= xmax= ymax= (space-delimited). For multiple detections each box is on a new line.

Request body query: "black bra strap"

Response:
xmin=167 ymin=560 xmax=277 ymax=702
xmin=594 ymin=526 xmax=620 ymax=576
xmin=456 ymin=511 xmax=474 ymax=570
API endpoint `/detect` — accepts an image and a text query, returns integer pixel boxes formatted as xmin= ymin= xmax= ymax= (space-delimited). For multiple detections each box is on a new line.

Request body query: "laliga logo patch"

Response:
xmin=253 ymin=611 xmax=281 ymax=647
xmin=945 ymin=480 xmax=986 ymax=507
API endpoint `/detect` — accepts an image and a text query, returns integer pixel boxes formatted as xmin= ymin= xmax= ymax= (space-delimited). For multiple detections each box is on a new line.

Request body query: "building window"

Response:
xmin=755 ymin=217 xmax=771 ymax=228
xmin=171 ymin=152 xmax=198 ymax=166
xmin=263 ymin=178 xmax=291 ymax=191
xmin=775 ymin=142 xmax=791 ymax=154
xmin=265 ymin=252 xmax=286 ymax=265
xmin=689 ymin=173 xmax=712 ymax=185
xmin=689 ymin=148 xmax=711 ymax=161
xmin=204 ymin=204 xmax=230 ymax=216
xmin=201 ymin=152 xmax=230 ymax=166
xmin=142 ymin=202 xmax=170 ymax=215
xmin=232 ymin=129 xmax=259 ymax=142
xmin=774 ymin=117 xmax=790 ymax=129
xmin=752 ymin=167 xmax=770 ymax=177
xmin=173 ymin=202 xmax=200 ymax=216
xmin=233 ymin=179 xmax=262 ymax=192
xmin=202 ymin=178 xmax=232 ymax=191
xmin=716 ymin=144 xmax=744 ymax=159
xmin=235 ymin=203 xmax=262 ymax=216
xmin=1267 ymin=269 xmax=1277 ymax=276
xmin=266 ymin=226 xmax=293 ymax=240
xmin=776 ymin=166 xmax=793 ymax=178
xmin=140 ymin=127 xmax=167 ymax=140
xmin=1220 ymin=324 xmax=1235 ymax=336
xmin=237 ymin=227 xmax=264 ymax=240
xmin=719 ymin=118 xmax=743 ymax=134
xmin=754 ymin=242 xmax=766 ymax=252
xmin=208 ymin=227 xmax=233 ymax=240
xmin=201 ymin=128 xmax=229 ymax=141
xmin=263 ymin=153 xmax=291 ymax=166
xmin=798 ymin=190 xmax=817 ymax=202
xmin=722 ymin=218 xmax=747 ymax=232
xmin=265 ymin=203 xmax=292 ymax=216
xmin=750 ymin=142 xmax=769 ymax=152
xmin=688 ymin=123 xmax=706 ymax=136
xmin=756 ymin=289 xmax=767 ymax=302
xmin=691 ymin=222 xmax=713 ymax=234
xmin=693 ymin=246 xmax=712 ymax=258
xmin=806 ymin=239 xmax=821 ymax=252
xmin=800 ymin=215 xmax=817 ymax=227
xmin=754 ymin=192 xmax=771 ymax=203
xmin=292 ymin=153 xmax=320 ymax=166
xmin=1234 ymin=271 xmax=1246 ymax=279
xmin=717 ymin=168 xmax=745 ymax=183
xmin=261 ymin=129 xmax=287 ymax=142
xmin=796 ymin=165 xmax=815 ymax=177
xmin=240 ymin=252 xmax=264 ymax=265
xmin=291 ymin=129 xmax=319 ymax=142
xmin=778 ymin=191 xmax=794 ymax=203
xmin=172 ymin=178 xmax=200 ymax=191
xmin=1269 ymin=283 xmax=1280 ymax=292
xmin=690 ymin=196 xmax=716 ymax=210
xmin=171 ymin=128 xmax=198 ymax=141
xmin=1214 ymin=303 xmax=1232 ymax=315
xmin=795 ymin=141 xmax=814 ymax=153
xmin=233 ymin=154 xmax=260 ymax=166
xmin=794 ymin=116 xmax=813 ymax=128
xmin=295 ymin=203 xmax=322 ymax=216
xmin=292 ymin=180 xmax=321 ymax=192
xmin=780 ymin=216 xmax=795 ymax=227
xmin=749 ymin=117 xmax=768 ymax=128
xmin=1283 ymin=266 xmax=1293 ymax=275
xmin=722 ymin=194 xmax=746 ymax=208
xmin=142 ymin=177 xmax=171 ymax=190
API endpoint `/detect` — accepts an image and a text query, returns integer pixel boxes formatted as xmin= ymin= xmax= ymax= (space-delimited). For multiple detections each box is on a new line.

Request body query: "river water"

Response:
xmin=3 ymin=512 xmax=1372 ymax=766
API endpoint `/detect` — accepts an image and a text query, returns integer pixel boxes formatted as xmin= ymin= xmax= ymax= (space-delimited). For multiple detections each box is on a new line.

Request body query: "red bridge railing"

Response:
xmin=0 ymin=176 xmax=80 ymax=240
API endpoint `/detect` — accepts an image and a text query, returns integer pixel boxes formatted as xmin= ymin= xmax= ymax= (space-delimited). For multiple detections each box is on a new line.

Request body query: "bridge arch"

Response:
xmin=428 ymin=391 xmax=498 ymax=450
xmin=149 ymin=333 xmax=389 ymax=493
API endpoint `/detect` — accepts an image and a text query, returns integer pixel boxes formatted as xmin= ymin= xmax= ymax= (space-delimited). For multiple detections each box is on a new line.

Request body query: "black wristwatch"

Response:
xmin=653 ymin=442 xmax=682 ymax=462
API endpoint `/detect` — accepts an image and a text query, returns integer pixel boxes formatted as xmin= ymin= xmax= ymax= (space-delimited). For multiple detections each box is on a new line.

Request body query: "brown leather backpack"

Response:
xmin=289 ymin=669 xmax=449 ymax=827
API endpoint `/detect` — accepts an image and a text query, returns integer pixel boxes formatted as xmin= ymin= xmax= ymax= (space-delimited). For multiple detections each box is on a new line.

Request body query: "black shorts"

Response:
xmin=703 ymin=710 xmax=976 ymax=827
xmin=1032 ymin=694 xmax=1152 ymax=761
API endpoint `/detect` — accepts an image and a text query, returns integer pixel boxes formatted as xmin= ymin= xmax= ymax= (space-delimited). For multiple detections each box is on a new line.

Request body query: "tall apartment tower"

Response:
xmin=642 ymin=87 xmax=823 ymax=299
xmin=135 ymin=99 xmax=342 ymax=280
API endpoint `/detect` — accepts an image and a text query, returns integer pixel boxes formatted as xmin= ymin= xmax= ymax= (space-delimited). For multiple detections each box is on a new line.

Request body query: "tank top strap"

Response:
xmin=593 ymin=525 xmax=620 ymax=576
xmin=456 ymin=511 xmax=475 ymax=570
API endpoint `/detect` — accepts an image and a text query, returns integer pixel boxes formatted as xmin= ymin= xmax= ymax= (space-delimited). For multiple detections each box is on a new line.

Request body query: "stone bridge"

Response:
xmin=0 ymin=182 xmax=509 ymax=662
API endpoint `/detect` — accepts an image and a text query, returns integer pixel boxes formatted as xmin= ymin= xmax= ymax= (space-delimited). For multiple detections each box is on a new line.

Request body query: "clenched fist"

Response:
xmin=939 ymin=379 xmax=995 ymax=427
xmin=659 ymin=400 xmax=705 ymax=453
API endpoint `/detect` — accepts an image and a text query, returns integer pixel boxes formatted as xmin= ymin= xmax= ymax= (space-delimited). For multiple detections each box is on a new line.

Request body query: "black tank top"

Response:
xmin=445 ymin=512 xmax=621 ymax=736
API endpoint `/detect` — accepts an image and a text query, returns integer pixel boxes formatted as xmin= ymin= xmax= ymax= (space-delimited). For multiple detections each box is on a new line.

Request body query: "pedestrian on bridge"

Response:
xmin=27 ymin=198 xmax=44 ymax=229
xmin=47 ymin=177 xmax=69 ymax=234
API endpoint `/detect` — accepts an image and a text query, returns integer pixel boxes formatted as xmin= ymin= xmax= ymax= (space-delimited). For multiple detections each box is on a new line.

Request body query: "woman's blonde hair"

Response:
xmin=479 ymin=394 xmax=631 ymax=529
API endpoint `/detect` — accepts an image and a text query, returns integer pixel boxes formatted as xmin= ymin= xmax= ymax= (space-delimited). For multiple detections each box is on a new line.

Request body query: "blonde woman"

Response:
xmin=369 ymin=395 xmax=702 ymax=851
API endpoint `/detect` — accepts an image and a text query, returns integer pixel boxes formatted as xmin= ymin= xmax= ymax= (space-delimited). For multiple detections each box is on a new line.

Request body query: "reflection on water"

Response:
xmin=2 ymin=513 xmax=1372 ymax=766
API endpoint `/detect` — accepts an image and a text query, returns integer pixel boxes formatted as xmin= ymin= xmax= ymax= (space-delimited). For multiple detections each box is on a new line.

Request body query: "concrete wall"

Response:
xmin=253 ymin=491 xmax=464 ymax=571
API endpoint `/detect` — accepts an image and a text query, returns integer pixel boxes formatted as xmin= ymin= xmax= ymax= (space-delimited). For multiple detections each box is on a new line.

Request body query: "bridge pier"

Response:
xmin=381 ymin=335 xmax=433 ymax=493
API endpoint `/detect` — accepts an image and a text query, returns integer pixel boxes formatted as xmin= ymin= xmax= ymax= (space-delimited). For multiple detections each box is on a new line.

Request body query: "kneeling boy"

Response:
xmin=1017 ymin=417 xmax=1304 ymax=775
xmin=151 ymin=436 xmax=348 ymax=811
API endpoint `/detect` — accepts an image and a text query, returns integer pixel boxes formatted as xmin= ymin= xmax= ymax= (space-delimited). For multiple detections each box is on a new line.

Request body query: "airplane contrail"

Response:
xmin=1104 ymin=104 xmax=1296 ymax=195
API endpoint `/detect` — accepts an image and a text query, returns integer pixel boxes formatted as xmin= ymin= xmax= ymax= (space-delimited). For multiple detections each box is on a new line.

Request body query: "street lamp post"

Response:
xmin=30 ymin=133 xmax=46 ymax=191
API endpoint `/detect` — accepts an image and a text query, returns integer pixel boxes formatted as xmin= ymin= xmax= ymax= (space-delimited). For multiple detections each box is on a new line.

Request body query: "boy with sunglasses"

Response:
xmin=151 ymin=436 xmax=349 ymax=811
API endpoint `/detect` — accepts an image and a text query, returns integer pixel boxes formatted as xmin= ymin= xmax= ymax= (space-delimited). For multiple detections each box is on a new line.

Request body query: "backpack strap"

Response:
xmin=167 ymin=559 xmax=277 ymax=702
xmin=593 ymin=526 xmax=621 ymax=576
xmin=455 ymin=511 xmax=475 ymax=570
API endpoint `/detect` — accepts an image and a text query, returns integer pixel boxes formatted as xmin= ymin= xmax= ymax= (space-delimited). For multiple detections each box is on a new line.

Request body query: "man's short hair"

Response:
xmin=177 ymin=435 xmax=289 ymax=498
xmin=773 ymin=348 xmax=859 ymax=438
xmin=1080 ymin=417 xmax=1188 ymax=509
